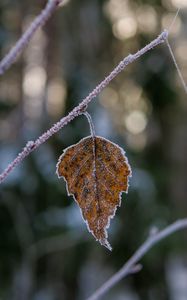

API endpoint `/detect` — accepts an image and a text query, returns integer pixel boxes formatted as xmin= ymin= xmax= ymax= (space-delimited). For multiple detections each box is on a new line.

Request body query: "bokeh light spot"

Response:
xmin=113 ymin=17 xmax=137 ymax=40
xmin=125 ymin=110 xmax=148 ymax=134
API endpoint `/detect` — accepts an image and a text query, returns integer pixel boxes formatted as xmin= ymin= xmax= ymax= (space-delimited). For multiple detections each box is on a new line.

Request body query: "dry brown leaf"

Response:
xmin=56 ymin=136 xmax=131 ymax=250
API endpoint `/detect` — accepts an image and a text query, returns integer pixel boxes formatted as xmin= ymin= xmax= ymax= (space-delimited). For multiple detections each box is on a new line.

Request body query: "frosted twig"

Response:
xmin=0 ymin=141 xmax=35 ymax=183
xmin=87 ymin=218 xmax=187 ymax=300
xmin=0 ymin=0 xmax=63 ymax=75
xmin=0 ymin=30 xmax=168 ymax=183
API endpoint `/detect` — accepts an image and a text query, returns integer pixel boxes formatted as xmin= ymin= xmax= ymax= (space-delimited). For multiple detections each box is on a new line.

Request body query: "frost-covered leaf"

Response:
xmin=56 ymin=136 xmax=131 ymax=250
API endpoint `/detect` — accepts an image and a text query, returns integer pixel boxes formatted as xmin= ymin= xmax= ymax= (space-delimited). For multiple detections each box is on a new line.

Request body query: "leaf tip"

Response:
xmin=103 ymin=240 xmax=112 ymax=251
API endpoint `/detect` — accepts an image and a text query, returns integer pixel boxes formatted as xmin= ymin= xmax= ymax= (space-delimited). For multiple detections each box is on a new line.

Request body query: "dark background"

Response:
xmin=0 ymin=0 xmax=187 ymax=299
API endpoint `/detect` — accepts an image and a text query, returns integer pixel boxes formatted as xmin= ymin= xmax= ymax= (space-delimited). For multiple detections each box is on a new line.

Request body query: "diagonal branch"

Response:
xmin=0 ymin=30 xmax=168 ymax=184
xmin=86 ymin=218 xmax=187 ymax=300
xmin=0 ymin=0 xmax=64 ymax=75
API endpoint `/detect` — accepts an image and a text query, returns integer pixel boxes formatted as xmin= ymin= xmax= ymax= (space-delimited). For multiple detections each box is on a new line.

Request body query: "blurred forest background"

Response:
xmin=0 ymin=0 xmax=187 ymax=299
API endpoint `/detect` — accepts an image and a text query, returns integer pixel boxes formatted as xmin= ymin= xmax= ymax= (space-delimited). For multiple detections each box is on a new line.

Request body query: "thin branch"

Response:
xmin=168 ymin=7 xmax=181 ymax=33
xmin=86 ymin=218 xmax=187 ymax=300
xmin=165 ymin=7 xmax=187 ymax=94
xmin=0 ymin=0 xmax=64 ymax=75
xmin=0 ymin=30 xmax=168 ymax=184
xmin=166 ymin=39 xmax=187 ymax=94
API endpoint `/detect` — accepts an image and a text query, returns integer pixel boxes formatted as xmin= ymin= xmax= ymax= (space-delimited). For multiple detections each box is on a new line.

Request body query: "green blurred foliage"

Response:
xmin=0 ymin=0 xmax=187 ymax=299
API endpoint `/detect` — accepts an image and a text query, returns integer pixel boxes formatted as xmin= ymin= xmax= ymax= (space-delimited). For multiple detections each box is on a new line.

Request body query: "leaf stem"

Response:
xmin=83 ymin=112 xmax=96 ymax=138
